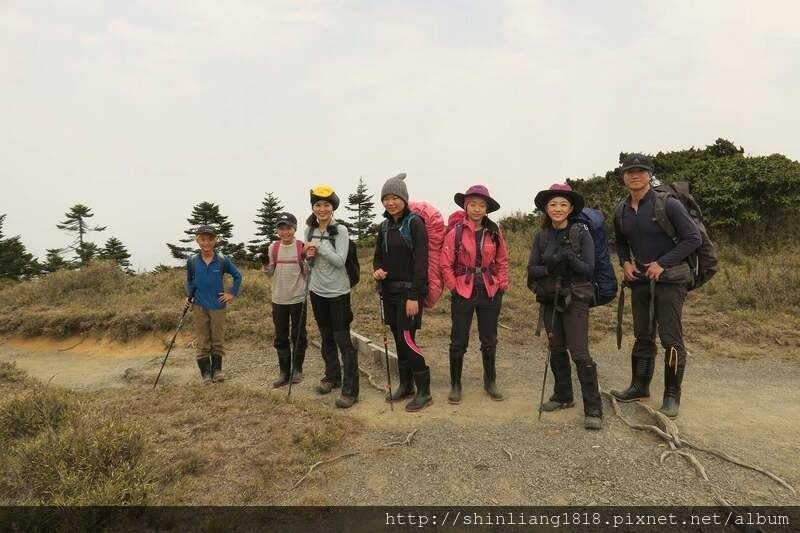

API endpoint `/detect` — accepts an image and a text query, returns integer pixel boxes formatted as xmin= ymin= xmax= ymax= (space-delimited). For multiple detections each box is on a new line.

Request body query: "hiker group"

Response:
xmin=182 ymin=153 xmax=715 ymax=430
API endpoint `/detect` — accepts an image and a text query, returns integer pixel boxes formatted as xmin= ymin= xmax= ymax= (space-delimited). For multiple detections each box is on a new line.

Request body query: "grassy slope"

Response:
xmin=1 ymin=230 xmax=799 ymax=357
xmin=0 ymin=361 xmax=358 ymax=506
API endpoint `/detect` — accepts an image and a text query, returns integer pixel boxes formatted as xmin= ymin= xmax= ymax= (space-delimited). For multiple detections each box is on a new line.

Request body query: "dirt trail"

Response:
xmin=1 ymin=330 xmax=798 ymax=507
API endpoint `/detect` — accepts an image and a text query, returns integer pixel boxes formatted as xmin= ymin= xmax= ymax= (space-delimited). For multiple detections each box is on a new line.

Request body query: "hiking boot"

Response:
xmin=482 ymin=349 xmax=503 ymax=401
xmin=211 ymin=354 xmax=225 ymax=382
xmin=540 ymin=396 xmax=575 ymax=412
xmin=405 ymin=368 xmax=433 ymax=412
xmin=290 ymin=369 xmax=303 ymax=384
xmin=610 ymin=355 xmax=654 ymax=402
xmin=272 ymin=351 xmax=291 ymax=388
xmin=659 ymin=348 xmax=686 ymax=418
xmin=316 ymin=378 xmax=340 ymax=395
xmin=584 ymin=416 xmax=602 ymax=430
xmin=577 ymin=362 xmax=603 ymax=429
xmin=448 ymin=356 xmax=463 ymax=404
xmin=335 ymin=395 xmax=358 ymax=409
xmin=543 ymin=349 xmax=573 ymax=410
xmin=386 ymin=363 xmax=415 ymax=402
xmin=197 ymin=356 xmax=212 ymax=385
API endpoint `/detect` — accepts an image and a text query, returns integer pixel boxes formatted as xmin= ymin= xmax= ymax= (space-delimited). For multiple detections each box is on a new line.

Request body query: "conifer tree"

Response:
xmin=101 ymin=236 xmax=133 ymax=273
xmin=56 ymin=204 xmax=106 ymax=264
xmin=249 ymin=192 xmax=284 ymax=254
xmin=343 ymin=177 xmax=377 ymax=240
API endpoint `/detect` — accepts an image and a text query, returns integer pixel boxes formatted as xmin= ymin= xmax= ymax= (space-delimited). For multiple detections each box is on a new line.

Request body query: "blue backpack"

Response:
xmin=570 ymin=208 xmax=617 ymax=307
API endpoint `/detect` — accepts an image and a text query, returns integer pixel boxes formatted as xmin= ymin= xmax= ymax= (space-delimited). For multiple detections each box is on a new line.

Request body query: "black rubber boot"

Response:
xmin=272 ymin=350 xmax=291 ymax=388
xmin=196 ymin=356 xmax=212 ymax=385
xmin=481 ymin=348 xmax=503 ymax=401
xmin=577 ymin=362 xmax=603 ymax=430
xmin=211 ymin=354 xmax=225 ymax=382
xmin=386 ymin=361 xmax=415 ymax=401
xmin=659 ymin=348 xmax=686 ymax=418
xmin=405 ymin=367 xmax=433 ymax=412
xmin=541 ymin=349 xmax=575 ymax=411
xmin=610 ymin=356 xmax=655 ymax=402
xmin=448 ymin=356 xmax=463 ymax=404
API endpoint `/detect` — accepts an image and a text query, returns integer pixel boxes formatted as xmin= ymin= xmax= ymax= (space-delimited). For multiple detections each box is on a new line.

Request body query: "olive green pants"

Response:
xmin=193 ymin=306 xmax=226 ymax=359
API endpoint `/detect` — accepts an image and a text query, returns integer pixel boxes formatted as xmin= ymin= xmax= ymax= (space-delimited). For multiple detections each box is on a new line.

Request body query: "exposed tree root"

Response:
xmin=602 ymin=390 xmax=795 ymax=500
xmin=291 ymin=429 xmax=420 ymax=490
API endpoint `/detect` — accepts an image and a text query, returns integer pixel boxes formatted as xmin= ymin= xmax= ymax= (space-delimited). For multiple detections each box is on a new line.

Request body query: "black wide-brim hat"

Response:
xmin=534 ymin=183 xmax=585 ymax=212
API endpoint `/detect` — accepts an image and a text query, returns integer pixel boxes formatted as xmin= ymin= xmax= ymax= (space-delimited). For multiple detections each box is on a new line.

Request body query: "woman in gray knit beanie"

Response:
xmin=373 ymin=173 xmax=432 ymax=412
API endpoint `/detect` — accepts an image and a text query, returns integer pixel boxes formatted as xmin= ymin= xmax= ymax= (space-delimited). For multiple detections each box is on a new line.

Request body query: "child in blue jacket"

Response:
xmin=185 ymin=225 xmax=243 ymax=383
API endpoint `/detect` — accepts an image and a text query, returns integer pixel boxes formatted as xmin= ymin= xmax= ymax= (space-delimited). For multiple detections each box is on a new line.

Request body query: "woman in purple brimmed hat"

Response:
xmin=441 ymin=184 xmax=509 ymax=404
xmin=528 ymin=183 xmax=603 ymax=430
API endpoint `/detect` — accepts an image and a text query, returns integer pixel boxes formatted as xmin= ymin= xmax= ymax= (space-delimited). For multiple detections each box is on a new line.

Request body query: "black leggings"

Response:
xmin=381 ymin=290 xmax=426 ymax=372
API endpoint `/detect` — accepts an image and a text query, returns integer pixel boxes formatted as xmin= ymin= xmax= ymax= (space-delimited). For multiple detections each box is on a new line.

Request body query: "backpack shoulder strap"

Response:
xmin=271 ymin=242 xmax=279 ymax=265
xmin=454 ymin=222 xmax=464 ymax=264
xmin=380 ymin=219 xmax=389 ymax=253
xmin=613 ymin=199 xmax=626 ymax=235
xmin=400 ymin=212 xmax=417 ymax=249
xmin=653 ymin=190 xmax=678 ymax=242
xmin=295 ymin=240 xmax=304 ymax=267
xmin=567 ymin=222 xmax=584 ymax=255
xmin=188 ymin=253 xmax=198 ymax=278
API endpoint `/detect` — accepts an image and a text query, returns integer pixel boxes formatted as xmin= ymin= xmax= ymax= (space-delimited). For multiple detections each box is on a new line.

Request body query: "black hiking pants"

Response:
xmin=449 ymin=287 xmax=503 ymax=359
xmin=381 ymin=289 xmax=427 ymax=373
xmin=630 ymin=281 xmax=688 ymax=360
xmin=310 ymin=291 xmax=359 ymax=397
xmin=272 ymin=302 xmax=308 ymax=363
xmin=541 ymin=299 xmax=593 ymax=366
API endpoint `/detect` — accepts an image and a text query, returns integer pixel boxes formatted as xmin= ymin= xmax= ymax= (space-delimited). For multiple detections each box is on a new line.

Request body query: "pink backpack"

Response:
xmin=408 ymin=201 xmax=445 ymax=308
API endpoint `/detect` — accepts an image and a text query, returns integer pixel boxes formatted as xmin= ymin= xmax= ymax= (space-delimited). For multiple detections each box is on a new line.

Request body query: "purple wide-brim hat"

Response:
xmin=454 ymin=184 xmax=501 ymax=213
xmin=534 ymin=183 xmax=585 ymax=212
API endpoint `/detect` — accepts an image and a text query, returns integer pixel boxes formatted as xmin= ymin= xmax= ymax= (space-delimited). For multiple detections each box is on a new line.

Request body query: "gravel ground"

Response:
xmin=2 ymin=328 xmax=798 ymax=507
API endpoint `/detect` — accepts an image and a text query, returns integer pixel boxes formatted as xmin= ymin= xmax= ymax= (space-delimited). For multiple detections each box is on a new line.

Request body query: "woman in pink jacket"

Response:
xmin=442 ymin=185 xmax=509 ymax=404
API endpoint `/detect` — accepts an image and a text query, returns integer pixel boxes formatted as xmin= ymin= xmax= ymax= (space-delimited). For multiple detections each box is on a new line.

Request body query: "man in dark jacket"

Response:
xmin=611 ymin=154 xmax=701 ymax=418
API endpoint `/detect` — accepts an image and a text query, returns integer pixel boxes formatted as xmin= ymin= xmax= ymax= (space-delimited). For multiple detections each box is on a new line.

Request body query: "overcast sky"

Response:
xmin=2 ymin=1 xmax=799 ymax=270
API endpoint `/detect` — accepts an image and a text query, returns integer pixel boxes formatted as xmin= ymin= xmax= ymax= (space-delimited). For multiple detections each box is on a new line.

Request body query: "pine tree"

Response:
xmin=42 ymin=248 xmax=71 ymax=273
xmin=101 ymin=236 xmax=133 ymax=273
xmin=76 ymin=242 xmax=100 ymax=264
xmin=0 ymin=214 xmax=39 ymax=280
xmin=249 ymin=192 xmax=284 ymax=254
xmin=56 ymin=204 xmax=106 ymax=264
xmin=344 ymin=177 xmax=377 ymax=240
xmin=166 ymin=201 xmax=245 ymax=262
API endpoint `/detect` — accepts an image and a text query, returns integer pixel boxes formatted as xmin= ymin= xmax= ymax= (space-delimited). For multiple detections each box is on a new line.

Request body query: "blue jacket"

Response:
xmin=185 ymin=252 xmax=243 ymax=310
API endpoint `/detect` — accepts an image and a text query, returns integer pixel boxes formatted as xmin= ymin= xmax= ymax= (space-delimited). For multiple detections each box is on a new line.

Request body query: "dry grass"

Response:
xmin=0 ymin=361 xmax=359 ymax=506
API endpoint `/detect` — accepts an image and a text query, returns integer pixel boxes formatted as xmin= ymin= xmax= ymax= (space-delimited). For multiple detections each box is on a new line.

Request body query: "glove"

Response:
xmin=544 ymin=250 xmax=565 ymax=269
xmin=562 ymin=248 xmax=581 ymax=267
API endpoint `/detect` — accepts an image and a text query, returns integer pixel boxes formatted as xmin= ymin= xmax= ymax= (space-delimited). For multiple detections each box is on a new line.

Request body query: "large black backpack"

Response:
xmin=614 ymin=182 xmax=717 ymax=291
xmin=306 ymin=226 xmax=360 ymax=288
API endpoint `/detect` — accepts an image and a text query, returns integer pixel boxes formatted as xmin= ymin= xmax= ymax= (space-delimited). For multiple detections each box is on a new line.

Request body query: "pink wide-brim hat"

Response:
xmin=454 ymin=184 xmax=501 ymax=213
xmin=534 ymin=183 xmax=585 ymax=212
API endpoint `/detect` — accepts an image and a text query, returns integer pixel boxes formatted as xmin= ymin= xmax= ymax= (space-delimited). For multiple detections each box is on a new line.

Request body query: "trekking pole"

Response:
xmin=288 ymin=261 xmax=313 ymax=399
xmin=378 ymin=283 xmax=394 ymax=411
xmin=538 ymin=277 xmax=562 ymax=421
xmin=153 ymin=290 xmax=195 ymax=390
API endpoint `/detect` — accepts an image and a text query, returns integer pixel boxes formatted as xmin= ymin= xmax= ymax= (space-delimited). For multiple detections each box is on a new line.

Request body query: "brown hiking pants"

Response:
xmin=193 ymin=306 xmax=226 ymax=359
